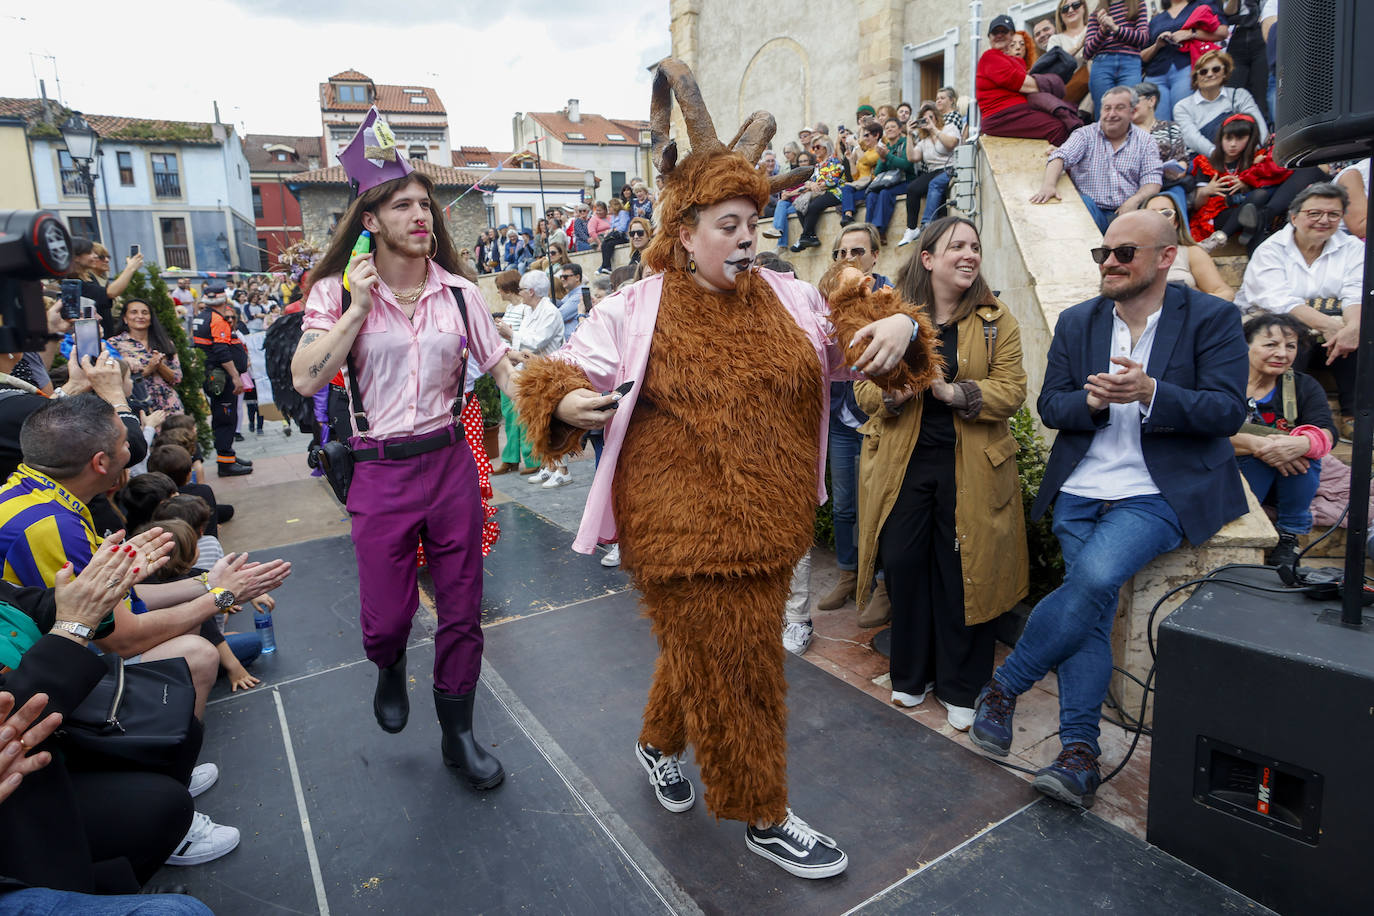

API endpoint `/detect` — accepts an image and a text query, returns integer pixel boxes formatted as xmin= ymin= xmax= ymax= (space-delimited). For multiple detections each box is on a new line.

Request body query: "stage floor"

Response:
xmin=161 ymin=508 xmax=1272 ymax=914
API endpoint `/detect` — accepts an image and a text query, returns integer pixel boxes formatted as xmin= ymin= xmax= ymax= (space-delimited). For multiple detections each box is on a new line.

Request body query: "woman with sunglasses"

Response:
xmin=1141 ymin=1 xmax=1231 ymax=120
xmin=69 ymin=238 xmax=145 ymax=337
xmin=1173 ymin=50 xmax=1267 ymax=159
xmin=853 ymin=216 xmax=1028 ymax=732
xmin=1143 ymin=193 xmax=1234 ymax=299
xmin=1046 ymin=0 xmax=1091 ymax=107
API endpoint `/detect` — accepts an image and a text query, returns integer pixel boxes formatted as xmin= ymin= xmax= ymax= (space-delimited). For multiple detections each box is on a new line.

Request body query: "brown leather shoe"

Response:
xmin=817 ymin=569 xmax=858 ymax=611
xmin=490 ymin=462 xmax=514 ymax=475
xmin=518 ymin=465 xmax=541 ymax=475
xmin=858 ymin=579 xmax=892 ymax=628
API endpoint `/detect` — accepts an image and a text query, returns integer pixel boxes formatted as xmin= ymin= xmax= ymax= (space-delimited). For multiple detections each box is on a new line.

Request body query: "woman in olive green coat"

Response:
xmin=854 ymin=217 xmax=1029 ymax=731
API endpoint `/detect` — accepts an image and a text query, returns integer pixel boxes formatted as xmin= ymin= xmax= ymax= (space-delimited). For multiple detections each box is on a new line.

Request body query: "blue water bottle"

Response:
xmin=254 ymin=609 xmax=277 ymax=654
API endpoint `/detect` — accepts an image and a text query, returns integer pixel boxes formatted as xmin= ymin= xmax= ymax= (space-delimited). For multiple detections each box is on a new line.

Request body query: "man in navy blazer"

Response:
xmin=970 ymin=211 xmax=1248 ymax=808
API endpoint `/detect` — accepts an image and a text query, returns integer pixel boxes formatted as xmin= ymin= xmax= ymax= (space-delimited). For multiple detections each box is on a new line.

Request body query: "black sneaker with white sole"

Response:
xmin=634 ymin=742 xmax=695 ymax=812
xmin=745 ymin=809 xmax=848 ymax=879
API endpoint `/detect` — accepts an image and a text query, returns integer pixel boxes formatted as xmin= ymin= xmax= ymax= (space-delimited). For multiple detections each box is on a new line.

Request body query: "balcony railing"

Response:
xmin=60 ymin=168 xmax=90 ymax=196
xmin=163 ymin=245 xmax=191 ymax=269
xmin=153 ymin=172 xmax=181 ymax=198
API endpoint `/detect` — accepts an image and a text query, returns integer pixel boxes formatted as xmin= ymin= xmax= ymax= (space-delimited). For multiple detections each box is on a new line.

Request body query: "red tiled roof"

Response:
xmin=243 ymin=134 xmax=324 ymax=173
xmin=328 ymin=69 xmax=372 ymax=82
xmin=290 ymin=157 xmax=490 ymax=188
xmin=323 ymin=119 xmax=445 ymax=129
xmin=319 ymin=81 xmax=447 ymax=115
xmin=450 ymin=147 xmax=581 ymax=171
xmin=527 ymin=111 xmax=649 ymax=146
xmin=0 ymin=98 xmax=44 ymax=119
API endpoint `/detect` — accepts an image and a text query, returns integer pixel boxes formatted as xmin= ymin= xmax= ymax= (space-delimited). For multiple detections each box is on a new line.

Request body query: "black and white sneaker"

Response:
xmin=634 ymin=742 xmax=695 ymax=812
xmin=745 ymin=809 xmax=848 ymax=879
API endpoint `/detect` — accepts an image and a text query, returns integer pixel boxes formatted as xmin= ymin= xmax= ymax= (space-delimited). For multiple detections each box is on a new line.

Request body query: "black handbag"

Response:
xmin=867 ymin=169 xmax=905 ymax=192
xmin=59 ymin=654 xmax=196 ymax=769
xmin=1029 ymin=46 xmax=1078 ymax=85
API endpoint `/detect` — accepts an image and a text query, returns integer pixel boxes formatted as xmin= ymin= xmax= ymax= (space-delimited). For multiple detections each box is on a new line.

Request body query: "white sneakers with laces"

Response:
xmin=541 ymin=467 xmax=572 ymax=489
xmin=896 ymin=225 xmax=923 ymax=247
xmin=165 ymin=811 xmax=240 ymax=867
xmin=745 ymin=808 xmax=848 ymax=879
xmin=601 ymin=544 xmax=621 ymax=567
xmin=527 ymin=467 xmax=553 ymax=484
xmin=782 ymin=620 xmax=813 ymax=656
xmin=188 ymin=762 xmax=218 ymax=798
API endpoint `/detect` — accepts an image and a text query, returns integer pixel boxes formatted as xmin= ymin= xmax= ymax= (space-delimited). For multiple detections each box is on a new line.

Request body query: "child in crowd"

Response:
xmin=1189 ymin=113 xmax=1290 ymax=251
xmin=147 ymin=443 xmax=230 ymax=536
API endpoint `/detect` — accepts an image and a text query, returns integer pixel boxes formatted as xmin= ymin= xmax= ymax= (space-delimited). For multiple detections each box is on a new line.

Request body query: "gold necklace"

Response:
xmin=391 ymin=276 xmax=427 ymax=304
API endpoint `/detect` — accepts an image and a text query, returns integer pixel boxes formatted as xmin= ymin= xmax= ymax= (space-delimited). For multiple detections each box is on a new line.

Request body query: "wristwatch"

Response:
xmin=51 ymin=619 xmax=95 ymax=640
xmin=208 ymin=586 xmax=237 ymax=611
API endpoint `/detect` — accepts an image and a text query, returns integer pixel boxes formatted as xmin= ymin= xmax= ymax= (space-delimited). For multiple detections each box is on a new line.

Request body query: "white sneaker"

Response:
xmin=527 ymin=467 xmax=553 ymax=484
xmin=940 ymin=697 xmax=976 ymax=731
xmin=601 ymin=544 xmax=621 ymax=567
xmin=896 ymin=226 xmax=922 ymax=247
xmin=188 ymin=763 xmax=218 ymax=799
xmin=761 ymin=226 xmax=781 ymax=239
xmin=165 ymin=811 xmax=240 ymax=866
xmin=891 ymin=681 xmax=936 ymax=708
xmin=782 ymin=620 xmax=813 ymax=656
xmin=541 ymin=468 xmax=572 ymax=489
xmin=1197 ymin=229 xmax=1228 ymax=252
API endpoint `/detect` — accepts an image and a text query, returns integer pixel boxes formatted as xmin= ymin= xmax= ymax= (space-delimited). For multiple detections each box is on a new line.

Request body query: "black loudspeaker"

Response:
xmin=1273 ymin=0 xmax=1374 ymax=166
xmin=1147 ymin=571 xmax=1374 ymax=916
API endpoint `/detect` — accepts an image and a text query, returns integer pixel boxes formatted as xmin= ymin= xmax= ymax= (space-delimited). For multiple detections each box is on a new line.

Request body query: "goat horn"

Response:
xmin=650 ymin=58 xmax=725 ymax=177
xmin=727 ymin=111 xmax=777 ymax=165
xmin=769 ymin=166 xmax=813 ymax=196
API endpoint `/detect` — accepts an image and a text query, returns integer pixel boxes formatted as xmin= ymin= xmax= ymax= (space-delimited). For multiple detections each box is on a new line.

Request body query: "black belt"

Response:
xmin=352 ymin=425 xmax=463 ymax=462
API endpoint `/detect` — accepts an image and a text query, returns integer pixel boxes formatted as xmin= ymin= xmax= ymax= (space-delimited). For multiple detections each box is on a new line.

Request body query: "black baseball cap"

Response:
xmin=988 ymin=14 xmax=1015 ymax=35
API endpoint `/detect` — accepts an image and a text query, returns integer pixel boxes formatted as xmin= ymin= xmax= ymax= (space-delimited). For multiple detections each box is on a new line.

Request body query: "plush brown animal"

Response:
xmin=515 ymin=60 xmax=937 ymax=837
xmin=818 ymin=261 xmax=943 ymax=393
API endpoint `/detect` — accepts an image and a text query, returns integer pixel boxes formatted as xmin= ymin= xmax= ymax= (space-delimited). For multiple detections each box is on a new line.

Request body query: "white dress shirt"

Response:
xmin=1061 ymin=307 xmax=1163 ymax=500
xmin=1234 ymin=224 xmax=1365 ymax=314
xmin=512 ymin=297 xmax=564 ymax=356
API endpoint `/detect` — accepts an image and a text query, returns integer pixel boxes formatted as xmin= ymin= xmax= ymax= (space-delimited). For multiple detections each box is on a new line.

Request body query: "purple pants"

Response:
xmin=346 ymin=430 xmax=484 ymax=694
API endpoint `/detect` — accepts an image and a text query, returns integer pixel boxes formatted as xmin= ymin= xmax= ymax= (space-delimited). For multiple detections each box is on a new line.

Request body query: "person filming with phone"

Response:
xmin=291 ymin=110 xmax=520 ymax=790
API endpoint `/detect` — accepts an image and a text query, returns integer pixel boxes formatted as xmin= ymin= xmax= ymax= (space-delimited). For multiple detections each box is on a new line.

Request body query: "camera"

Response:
xmin=0 ymin=210 xmax=71 ymax=353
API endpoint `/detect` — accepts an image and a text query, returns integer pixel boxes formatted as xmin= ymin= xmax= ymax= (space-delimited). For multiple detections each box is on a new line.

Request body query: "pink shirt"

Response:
xmin=586 ymin=214 xmax=612 ymax=244
xmin=554 ymin=270 xmax=853 ymax=553
xmin=303 ymin=262 xmax=508 ymax=440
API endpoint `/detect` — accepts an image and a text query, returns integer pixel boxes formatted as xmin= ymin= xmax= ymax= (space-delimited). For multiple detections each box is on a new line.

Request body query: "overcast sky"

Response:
xmin=2 ymin=0 xmax=671 ymax=148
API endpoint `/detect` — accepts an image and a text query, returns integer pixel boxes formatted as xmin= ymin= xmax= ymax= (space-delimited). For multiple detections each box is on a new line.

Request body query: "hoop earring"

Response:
xmin=429 ymin=234 xmax=438 ymax=260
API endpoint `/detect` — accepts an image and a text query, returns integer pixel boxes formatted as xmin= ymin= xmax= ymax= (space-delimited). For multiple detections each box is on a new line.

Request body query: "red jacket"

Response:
xmin=1188 ymin=149 xmax=1292 ymax=240
xmin=977 ymin=49 xmax=1029 ymax=118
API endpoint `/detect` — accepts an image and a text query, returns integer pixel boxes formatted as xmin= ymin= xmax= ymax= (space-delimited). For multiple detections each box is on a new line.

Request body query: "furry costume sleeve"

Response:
xmin=514 ymin=357 xmax=595 ymax=465
xmin=823 ymin=268 xmax=944 ymax=393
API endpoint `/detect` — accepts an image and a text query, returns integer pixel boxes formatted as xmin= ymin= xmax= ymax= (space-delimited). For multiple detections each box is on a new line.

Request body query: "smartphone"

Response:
xmin=73 ymin=317 xmax=101 ymax=365
xmin=581 ymin=287 xmax=593 ymax=311
xmin=595 ymin=380 xmax=635 ymax=410
xmin=60 ymin=278 xmax=82 ymax=320
xmin=129 ymin=243 xmax=140 ymax=258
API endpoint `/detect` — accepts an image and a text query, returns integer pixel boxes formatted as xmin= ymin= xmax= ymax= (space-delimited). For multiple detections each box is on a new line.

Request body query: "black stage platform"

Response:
xmin=161 ymin=508 xmax=1270 ymax=914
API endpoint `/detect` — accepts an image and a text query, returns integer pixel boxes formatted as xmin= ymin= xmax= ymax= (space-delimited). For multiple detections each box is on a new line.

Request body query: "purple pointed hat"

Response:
xmin=338 ymin=107 xmax=414 ymax=197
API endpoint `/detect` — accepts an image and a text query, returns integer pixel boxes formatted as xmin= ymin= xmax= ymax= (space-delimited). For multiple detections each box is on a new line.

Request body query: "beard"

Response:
xmin=1099 ymin=269 xmax=1153 ymax=302
xmin=374 ymin=221 xmax=431 ymax=260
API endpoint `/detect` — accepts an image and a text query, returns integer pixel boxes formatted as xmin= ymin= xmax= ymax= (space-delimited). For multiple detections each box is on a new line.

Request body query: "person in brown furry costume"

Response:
xmin=515 ymin=59 xmax=941 ymax=880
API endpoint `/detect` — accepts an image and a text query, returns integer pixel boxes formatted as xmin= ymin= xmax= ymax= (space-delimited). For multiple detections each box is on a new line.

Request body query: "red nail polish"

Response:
xmin=132 ymin=567 xmax=139 ymax=574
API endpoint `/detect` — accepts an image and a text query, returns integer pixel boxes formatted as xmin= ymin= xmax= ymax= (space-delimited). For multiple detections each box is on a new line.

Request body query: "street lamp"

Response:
xmin=59 ymin=112 xmax=101 ymax=243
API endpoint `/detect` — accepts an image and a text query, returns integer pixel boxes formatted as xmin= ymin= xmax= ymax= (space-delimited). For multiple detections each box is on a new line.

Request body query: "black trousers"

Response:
xmin=800 ymin=193 xmax=842 ymax=238
xmin=879 ymin=447 xmax=996 ymax=707
xmin=599 ymin=231 xmax=627 ymax=271
xmin=904 ymin=171 xmax=943 ymax=229
xmin=207 ymin=384 xmax=238 ymax=462
xmin=1226 ymin=24 xmax=1272 ymax=125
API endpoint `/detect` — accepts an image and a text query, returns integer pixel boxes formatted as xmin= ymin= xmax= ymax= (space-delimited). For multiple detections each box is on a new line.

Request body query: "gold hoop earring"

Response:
xmin=429 ymin=234 xmax=438 ymax=259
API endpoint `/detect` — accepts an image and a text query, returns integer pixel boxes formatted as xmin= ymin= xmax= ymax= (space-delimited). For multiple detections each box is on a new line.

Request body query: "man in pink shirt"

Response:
xmin=292 ymin=109 xmax=518 ymax=790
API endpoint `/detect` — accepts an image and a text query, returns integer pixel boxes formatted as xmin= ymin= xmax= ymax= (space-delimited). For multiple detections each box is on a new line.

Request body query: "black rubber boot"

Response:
xmin=434 ymin=687 xmax=505 ymax=790
xmin=373 ymin=650 xmax=409 ymax=734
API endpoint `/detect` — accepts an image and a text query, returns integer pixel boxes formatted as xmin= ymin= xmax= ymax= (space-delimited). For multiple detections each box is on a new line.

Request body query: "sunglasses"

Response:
xmin=833 ymin=247 xmax=869 ymax=260
xmin=1061 ymin=1 xmax=1083 ymax=11
xmin=628 ymin=230 xmax=647 ymax=238
xmin=1197 ymin=65 xmax=1226 ymax=76
xmin=1151 ymin=207 xmax=1177 ymax=220
xmin=1090 ymin=244 xmax=1163 ymax=264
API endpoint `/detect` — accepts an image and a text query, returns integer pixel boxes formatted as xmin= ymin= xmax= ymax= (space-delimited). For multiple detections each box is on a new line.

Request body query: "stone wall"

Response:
xmin=297 ymin=186 xmax=487 ymax=257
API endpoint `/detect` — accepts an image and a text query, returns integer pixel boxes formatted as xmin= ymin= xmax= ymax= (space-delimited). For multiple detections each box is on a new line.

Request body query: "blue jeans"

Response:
xmin=840 ymin=184 xmax=868 ymax=219
xmin=1078 ymin=190 xmax=1117 ymax=234
xmin=1153 ymin=64 xmax=1193 ymax=121
xmin=922 ymin=170 xmax=952 ymax=224
xmin=0 ymin=887 xmax=212 ymax=915
xmin=1238 ymin=455 xmax=1321 ymax=534
xmin=226 ymin=630 xmax=261 ymax=667
xmin=588 ymin=429 xmax=604 ymax=467
xmin=994 ymin=492 xmax=1184 ymax=755
xmin=828 ymin=421 xmax=863 ymax=570
xmin=866 ymin=185 xmax=904 ymax=231
xmin=1088 ymin=52 xmax=1144 ymax=114
xmin=773 ymin=199 xmax=797 ymax=247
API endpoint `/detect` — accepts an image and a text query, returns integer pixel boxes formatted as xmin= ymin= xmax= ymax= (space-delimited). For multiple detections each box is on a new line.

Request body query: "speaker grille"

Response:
xmin=1281 ymin=0 xmax=1337 ymax=116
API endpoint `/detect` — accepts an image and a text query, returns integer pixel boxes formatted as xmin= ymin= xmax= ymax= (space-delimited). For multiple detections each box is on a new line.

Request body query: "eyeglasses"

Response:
xmin=628 ymin=230 xmax=647 ymax=238
xmin=1197 ymin=65 xmax=1226 ymax=76
xmin=1151 ymin=208 xmax=1177 ymax=220
xmin=1298 ymin=209 xmax=1343 ymax=223
xmin=1061 ymin=1 xmax=1083 ymax=11
xmin=559 ymin=273 xmax=575 ymax=280
xmin=1089 ymin=244 xmax=1164 ymax=264
xmin=833 ymin=247 xmax=869 ymax=260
